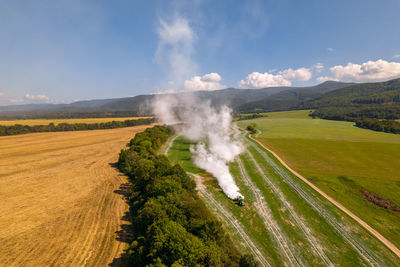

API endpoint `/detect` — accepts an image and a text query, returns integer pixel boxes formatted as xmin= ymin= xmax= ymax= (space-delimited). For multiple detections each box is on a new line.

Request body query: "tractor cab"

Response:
xmin=236 ymin=196 xmax=244 ymax=206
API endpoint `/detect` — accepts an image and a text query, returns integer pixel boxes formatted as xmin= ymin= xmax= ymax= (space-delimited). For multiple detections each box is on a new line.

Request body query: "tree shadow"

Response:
xmin=108 ymin=164 xmax=134 ymax=267
xmin=108 ymin=162 xmax=119 ymax=168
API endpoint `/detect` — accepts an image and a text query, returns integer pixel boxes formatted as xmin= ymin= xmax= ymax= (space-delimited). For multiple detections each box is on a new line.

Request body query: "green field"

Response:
xmin=0 ymin=117 xmax=152 ymax=126
xmin=167 ymin=135 xmax=399 ymax=266
xmin=237 ymin=110 xmax=400 ymax=249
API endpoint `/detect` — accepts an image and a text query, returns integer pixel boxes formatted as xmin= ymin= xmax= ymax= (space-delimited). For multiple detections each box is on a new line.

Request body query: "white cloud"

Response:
xmin=393 ymin=54 xmax=400 ymax=59
xmin=201 ymin=72 xmax=222 ymax=82
xmin=319 ymin=59 xmax=400 ymax=82
xmin=9 ymin=98 xmax=24 ymax=104
xmin=156 ymin=15 xmax=197 ymax=88
xmin=24 ymin=93 xmax=50 ymax=102
xmin=155 ymin=88 xmax=176 ymax=95
xmin=239 ymin=67 xmax=312 ymax=88
xmin=313 ymin=63 xmax=324 ymax=73
xmin=280 ymin=67 xmax=312 ymax=81
xmin=316 ymin=76 xmax=338 ymax=83
xmin=327 ymin=47 xmax=334 ymax=52
xmin=184 ymin=73 xmax=225 ymax=91
xmin=239 ymin=72 xmax=291 ymax=88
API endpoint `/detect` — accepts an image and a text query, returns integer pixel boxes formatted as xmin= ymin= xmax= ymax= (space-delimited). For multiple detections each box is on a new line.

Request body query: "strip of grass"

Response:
xmin=246 ymin=141 xmax=399 ymax=265
xmin=168 ymin=134 xmax=400 ymax=265
xmin=237 ymin=110 xmax=400 ymax=249
xmin=168 ymin=137 xmax=284 ymax=265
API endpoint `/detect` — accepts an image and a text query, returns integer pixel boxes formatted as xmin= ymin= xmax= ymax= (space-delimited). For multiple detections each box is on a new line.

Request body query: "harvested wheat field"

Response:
xmin=0 ymin=125 xmax=153 ymax=266
xmin=0 ymin=117 xmax=152 ymax=126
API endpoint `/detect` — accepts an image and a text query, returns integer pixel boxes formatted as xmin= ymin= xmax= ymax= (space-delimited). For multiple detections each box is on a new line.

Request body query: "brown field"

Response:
xmin=0 ymin=117 xmax=152 ymax=126
xmin=0 ymin=125 xmax=153 ymax=266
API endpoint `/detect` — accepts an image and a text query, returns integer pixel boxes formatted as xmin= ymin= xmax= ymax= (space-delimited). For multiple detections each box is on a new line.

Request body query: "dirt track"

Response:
xmin=191 ymin=173 xmax=270 ymax=267
xmin=249 ymin=135 xmax=400 ymax=260
xmin=237 ymin=157 xmax=302 ymax=266
xmin=242 ymin=151 xmax=333 ymax=266
xmin=0 ymin=125 xmax=152 ymax=266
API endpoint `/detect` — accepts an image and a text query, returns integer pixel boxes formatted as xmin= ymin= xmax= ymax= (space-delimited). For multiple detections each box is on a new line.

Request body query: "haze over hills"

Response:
xmin=2 ymin=78 xmax=400 ymax=121
xmin=0 ymin=81 xmax=352 ymax=119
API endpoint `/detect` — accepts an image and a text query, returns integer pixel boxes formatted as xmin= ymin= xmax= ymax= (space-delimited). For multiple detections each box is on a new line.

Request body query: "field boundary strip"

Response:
xmin=240 ymin=150 xmax=333 ymax=266
xmin=236 ymin=156 xmax=303 ymax=266
xmin=189 ymin=173 xmax=270 ymax=267
xmin=248 ymin=134 xmax=400 ymax=259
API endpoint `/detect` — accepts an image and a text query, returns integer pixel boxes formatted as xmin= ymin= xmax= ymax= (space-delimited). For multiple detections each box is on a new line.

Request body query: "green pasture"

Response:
xmin=167 ymin=135 xmax=399 ymax=265
xmin=237 ymin=110 xmax=400 ymax=249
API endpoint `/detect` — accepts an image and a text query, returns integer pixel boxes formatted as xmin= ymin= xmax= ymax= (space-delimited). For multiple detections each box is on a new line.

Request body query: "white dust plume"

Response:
xmin=152 ymin=94 xmax=244 ymax=200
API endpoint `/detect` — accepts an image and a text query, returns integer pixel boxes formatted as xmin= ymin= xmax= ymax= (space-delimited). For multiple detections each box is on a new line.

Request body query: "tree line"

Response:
xmin=355 ymin=119 xmax=400 ymax=134
xmin=117 ymin=125 xmax=257 ymax=266
xmin=309 ymin=106 xmax=400 ymax=121
xmin=0 ymin=110 xmax=145 ymax=120
xmin=0 ymin=118 xmax=154 ymax=136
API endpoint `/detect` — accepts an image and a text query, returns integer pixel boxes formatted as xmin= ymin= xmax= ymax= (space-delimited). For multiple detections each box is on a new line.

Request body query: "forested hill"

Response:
xmin=237 ymin=81 xmax=354 ymax=112
xmin=307 ymin=78 xmax=400 ymax=121
xmin=0 ymin=86 xmax=292 ymax=119
xmin=0 ymin=82 xmax=351 ymax=119
xmin=3 ymin=78 xmax=400 ymax=121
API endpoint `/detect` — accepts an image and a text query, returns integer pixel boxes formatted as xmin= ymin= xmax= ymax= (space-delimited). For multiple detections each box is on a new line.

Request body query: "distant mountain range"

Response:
xmin=306 ymin=78 xmax=400 ymax=121
xmin=0 ymin=81 xmax=352 ymax=119
xmin=2 ymin=78 xmax=400 ymax=120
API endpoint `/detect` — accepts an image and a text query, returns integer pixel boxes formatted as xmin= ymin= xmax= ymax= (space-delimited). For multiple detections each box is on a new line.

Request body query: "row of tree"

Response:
xmin=355 ymin=119 xmax=400 ymax=134
xmin=235 ymin=113 xmax=267 ymax=121
xmin=309 ymin=106 xmax=400 ymax=121
xmin=0 ymin=110 xmax=144 ymax=120
xmin=0 ymin=118 xmax=154 ymax=136
xmin=117 ymin=126 xmax=255 ymax=266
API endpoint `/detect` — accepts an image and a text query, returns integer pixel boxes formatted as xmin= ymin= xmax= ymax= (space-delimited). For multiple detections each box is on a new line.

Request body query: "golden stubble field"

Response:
xmin=0 ymin=117 xmax=152 ymax=126
xmin=0 ymin=125 xmax=153 ymax=266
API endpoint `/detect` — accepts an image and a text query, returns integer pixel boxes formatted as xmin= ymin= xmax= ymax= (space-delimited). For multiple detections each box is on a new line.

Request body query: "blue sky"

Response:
xmin=1 ymin=0 xmax=400 ymax=105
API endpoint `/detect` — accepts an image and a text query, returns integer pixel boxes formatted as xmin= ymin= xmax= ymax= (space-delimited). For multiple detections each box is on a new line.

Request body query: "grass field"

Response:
xmin=0 ymin=125 xmax=152 ymax=266
xmin=167 ymin=136 xmax=400 ymax=266
xmin=0 ymin=117 xmax=152 ymax=126
xmin=237 ymin=110 xmax=400 ymax=249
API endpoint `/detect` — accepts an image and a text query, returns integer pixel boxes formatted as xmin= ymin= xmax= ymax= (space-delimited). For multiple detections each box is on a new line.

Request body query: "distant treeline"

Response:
xmin=117 ymin=126 xmax=250 ymax=266
xmin=0 ymin=118 xmax=154 ymax=136
xmin=0 ymin=111 xmax=147 ymax=120
xmin=309 ymin=106 xmax=400 ymax=121
xmin=235 ymin=113 xmax=268 ymax=121
xmin=355 ymin=119 xmax=400 ymax=134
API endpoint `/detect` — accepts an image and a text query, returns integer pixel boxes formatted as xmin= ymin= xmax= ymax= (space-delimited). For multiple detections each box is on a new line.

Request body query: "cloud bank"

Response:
xmin=24 ymin=93 xmax=50 ymax=102
xmin=239 ymin=67 xmax=312 ymax=88
xmin=184 ymin=72 xmax=225 ymax=91
xmin=317 ymin=59 xmax=400 ymax=82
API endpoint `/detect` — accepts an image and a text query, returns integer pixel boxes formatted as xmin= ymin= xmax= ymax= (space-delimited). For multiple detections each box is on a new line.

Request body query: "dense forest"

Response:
xmin=355 ymin=119 xmax=400 ymax=134
xmin=305 ymin=78 xmax=400 ymax=134
xmin=117 ymin=126 xmax=253 ymax=266
xmin=238 ymin=81 xmax=353 ymax=113
xmin=0 ymin=118 xmax=154 ymax=136
xmin=307 ymin=78 xmax=400 ymax=121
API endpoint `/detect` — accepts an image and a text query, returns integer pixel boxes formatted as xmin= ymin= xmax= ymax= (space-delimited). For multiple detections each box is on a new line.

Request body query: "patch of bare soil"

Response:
xmin=361 ymin=190 xmax=400 ymax=212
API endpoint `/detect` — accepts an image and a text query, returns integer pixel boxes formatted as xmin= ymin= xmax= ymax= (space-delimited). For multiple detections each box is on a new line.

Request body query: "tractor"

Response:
xmin=236 ymin=196 xmax=244 ymax=206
